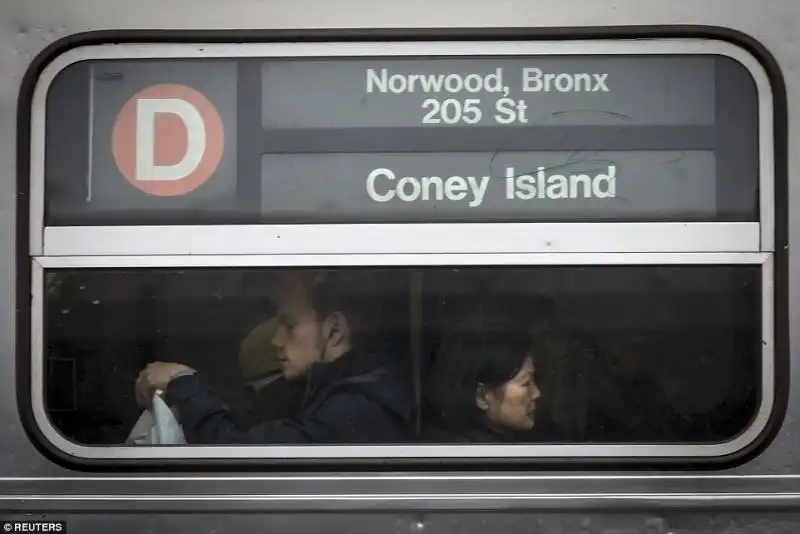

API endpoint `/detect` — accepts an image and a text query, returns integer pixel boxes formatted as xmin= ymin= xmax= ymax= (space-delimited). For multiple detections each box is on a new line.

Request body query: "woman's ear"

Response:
xmin=475 ymin=383 xmax=491 ymax=412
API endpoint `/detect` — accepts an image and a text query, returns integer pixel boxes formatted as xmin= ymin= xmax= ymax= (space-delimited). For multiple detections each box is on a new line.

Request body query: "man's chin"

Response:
xmin=282 ymin=369 xmax=300 ymax=381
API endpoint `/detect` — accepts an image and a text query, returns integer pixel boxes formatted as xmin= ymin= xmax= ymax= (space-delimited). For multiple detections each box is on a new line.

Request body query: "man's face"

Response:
xmin=270 ymin=278 xmax=325 ymax=380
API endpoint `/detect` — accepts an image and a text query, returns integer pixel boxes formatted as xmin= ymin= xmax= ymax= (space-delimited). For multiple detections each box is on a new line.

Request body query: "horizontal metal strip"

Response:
xmin=2 ymin=473 xmax=800 ymax=482
xmin=23 ymin=434 xmax=772 ymax=461
xmin=34 ymin=252 xmax=770 ymax=269
xmin=41 ymin=222 xmax=762 ymax=256
xmin=5 ymin=473 xmax=800 ymax=491
xmin=2 ymin=493 xmax=800 ymax=512
xmin=30 ymin=39 xmax=772 ymax=61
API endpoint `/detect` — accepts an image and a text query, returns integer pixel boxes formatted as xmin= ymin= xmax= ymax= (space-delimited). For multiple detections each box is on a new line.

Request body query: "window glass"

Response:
xmin=42 ymin=265 xmax=761 ymax=447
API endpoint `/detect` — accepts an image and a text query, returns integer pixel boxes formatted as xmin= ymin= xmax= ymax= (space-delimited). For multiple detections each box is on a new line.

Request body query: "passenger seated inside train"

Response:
xmin=421 ymin=313 xmax=542 ymax=442
xmin=133 ymin=270 xmax=415 ymax=444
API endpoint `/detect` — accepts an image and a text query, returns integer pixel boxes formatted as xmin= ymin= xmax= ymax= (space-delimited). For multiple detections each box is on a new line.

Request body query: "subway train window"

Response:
xmin=39 ymin=265 xmax=762 ymax=447
xmin=25 ymin=39 xmax=777 ymax=461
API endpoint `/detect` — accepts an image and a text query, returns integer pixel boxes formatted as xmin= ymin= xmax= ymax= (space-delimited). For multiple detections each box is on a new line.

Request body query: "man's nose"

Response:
xmin=271 ymin=325 xmax=286 ymax=347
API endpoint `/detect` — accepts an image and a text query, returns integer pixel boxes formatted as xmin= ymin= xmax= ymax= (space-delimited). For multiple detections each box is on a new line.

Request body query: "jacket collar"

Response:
xmin=304 ymin=348 xmax=378 ymax=396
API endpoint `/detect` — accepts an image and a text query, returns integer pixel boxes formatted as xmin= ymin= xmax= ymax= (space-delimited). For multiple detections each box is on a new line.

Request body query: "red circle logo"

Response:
xmin=111 ymin=83 xmax=224 ymax=196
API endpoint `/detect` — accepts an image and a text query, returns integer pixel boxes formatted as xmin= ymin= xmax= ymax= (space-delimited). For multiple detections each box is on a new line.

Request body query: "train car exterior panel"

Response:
xmin=0 ymin=1 xmax=798 ymax=531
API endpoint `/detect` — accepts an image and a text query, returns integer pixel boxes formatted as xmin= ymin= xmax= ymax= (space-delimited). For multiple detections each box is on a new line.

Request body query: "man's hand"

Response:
xmin=135 ymin=362 xmax=195 ymax=408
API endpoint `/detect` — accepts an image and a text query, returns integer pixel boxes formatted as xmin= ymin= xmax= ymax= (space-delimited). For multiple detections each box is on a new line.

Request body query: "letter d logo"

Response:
xmin=112 ymin=83 xmax=224 ymax=196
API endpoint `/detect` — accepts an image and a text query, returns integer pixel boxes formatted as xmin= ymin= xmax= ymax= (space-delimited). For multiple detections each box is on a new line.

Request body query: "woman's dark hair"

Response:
xmin=425 ymin=313 xmax=533 ymax=431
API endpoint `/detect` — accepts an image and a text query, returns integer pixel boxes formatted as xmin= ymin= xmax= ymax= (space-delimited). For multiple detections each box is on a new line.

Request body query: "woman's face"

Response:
xmin=478 ymin=356 xmax=541 ymax=432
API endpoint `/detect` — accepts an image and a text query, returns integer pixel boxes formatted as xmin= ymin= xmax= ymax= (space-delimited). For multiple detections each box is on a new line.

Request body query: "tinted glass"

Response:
xmin=41 ymin=265 xmax=761 ymax=446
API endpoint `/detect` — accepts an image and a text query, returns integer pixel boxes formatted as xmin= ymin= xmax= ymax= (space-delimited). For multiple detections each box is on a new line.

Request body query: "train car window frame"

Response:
xmin=21 ymin=36 xmax=782 ymax=466
xmin=29 ymin=251 xmax=775 ymax=461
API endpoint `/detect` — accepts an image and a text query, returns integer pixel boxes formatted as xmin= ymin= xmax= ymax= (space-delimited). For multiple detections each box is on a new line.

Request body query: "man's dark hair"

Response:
xmin=281 ymin=268 xmax=400 ymax=350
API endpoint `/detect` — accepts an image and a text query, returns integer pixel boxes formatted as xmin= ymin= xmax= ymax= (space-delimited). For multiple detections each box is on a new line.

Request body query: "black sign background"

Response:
xmin=43 ymin=53 xmax=759 ymax=225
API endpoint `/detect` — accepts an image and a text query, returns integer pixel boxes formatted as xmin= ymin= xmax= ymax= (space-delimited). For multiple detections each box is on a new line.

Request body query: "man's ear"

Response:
xmin=324 ymin=311 xmax=349 ymax=347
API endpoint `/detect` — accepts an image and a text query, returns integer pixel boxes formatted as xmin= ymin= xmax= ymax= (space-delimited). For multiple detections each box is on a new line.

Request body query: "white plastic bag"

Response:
xmin=126 ymin=390 xmax=186 ymax=445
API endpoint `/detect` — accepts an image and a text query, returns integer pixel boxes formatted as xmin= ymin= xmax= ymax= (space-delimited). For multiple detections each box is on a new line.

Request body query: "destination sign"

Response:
xmin=40 ymin=50 xmax=759 ymax=226
xmin=260 ymin=151 xmax=717 ymax=222
xmin=261 ymin=56 xmax=716 ymax=128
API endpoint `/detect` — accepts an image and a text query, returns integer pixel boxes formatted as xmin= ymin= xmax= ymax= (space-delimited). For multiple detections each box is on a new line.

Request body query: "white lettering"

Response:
xmin=515 ymin=173 xmax=536 ymax=200
xmin=593 ymin=165 xmax=617 ymax=197
xmin=366 ymin=168 xmax=396 ymax=202
xmin=388 ymin=74 xmax=406 ymax=93
xmin=593 ymin=73 xmax=609 ymax=91
xmin=445 ymin=176 xmax=468 ymax=201
xmin=367 ymin=165 xmax=616 ymax=207
xmin=522 ymin=68 xmax=610 ymax=92
xmin=467 ymin=175 xmax=490 ymax=207
xmin=444 ymin=74 xmax=463 ymax=93
xmin=568 ymin=173 xmax=592 ymax=198
xmin=464 ymin=74 xmax=483 ymax=92
xmin=546 ymin=174 xmax=568 ymax=199
xmin=135 ymin=98 xmax=206 ymax=181
xmin=365 ymin=168 xmax=490 ymax=207
xmin=366 ymin=68 xmax=505 ymax=94
xmin=573 ymin=73 xmax=594 ymax=91
xmin=554 ymin=73 xmax=572 ymax=92
xmin=420 ymin=74 xmax=445 ymax=93
xmin=397 ymin=176 xmax=421 ymax=201
xmin=494 ymin=98 xmax=528 ymax=124
xmin=366 ymin=68 xmax=386 ymax=93
xmin=421 ymin=176 xmax=444 ymax=200
xmin=421 ymin=99 xmax=483 ymax=125
xmin=485 ymin=69 xmax=504 ymax=93
xmin=506 ymin=166 xmax=617 ymax=199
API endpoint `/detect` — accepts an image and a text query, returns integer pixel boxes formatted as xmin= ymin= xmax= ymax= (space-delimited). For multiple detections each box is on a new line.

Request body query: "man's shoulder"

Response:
xmin=307 ymin=353 xmax=412 ymax=420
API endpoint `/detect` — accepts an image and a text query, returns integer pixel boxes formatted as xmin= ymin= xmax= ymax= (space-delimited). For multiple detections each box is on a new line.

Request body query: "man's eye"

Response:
xmin=277 ymin=313 xmax=294 ymax=328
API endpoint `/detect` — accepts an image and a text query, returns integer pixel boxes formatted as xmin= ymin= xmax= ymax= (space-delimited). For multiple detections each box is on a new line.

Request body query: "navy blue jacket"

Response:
xmin=163 ymin=349 xmax=414 ymax=444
